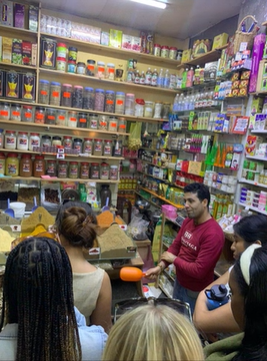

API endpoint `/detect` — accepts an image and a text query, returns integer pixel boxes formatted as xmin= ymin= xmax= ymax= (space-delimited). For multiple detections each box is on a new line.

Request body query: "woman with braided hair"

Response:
xmin=0 ymin=237 xmax=107 ymax=361
xmin=55 ymin=203 xmax=112 ymax=333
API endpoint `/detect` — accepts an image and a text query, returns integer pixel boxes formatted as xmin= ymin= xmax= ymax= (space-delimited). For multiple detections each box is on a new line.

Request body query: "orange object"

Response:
xmin=120 ymin=267 xmax=146 ymax=282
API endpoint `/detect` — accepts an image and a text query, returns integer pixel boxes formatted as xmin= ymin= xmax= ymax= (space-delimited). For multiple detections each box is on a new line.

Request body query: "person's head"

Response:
xmin=231 ymin=214 xmax=267 ymax=259
xmin=183 ymin=183 xmax=210 ymax=220
xmin=0 ymin=237 xmax=81 ymax=361
xmin=102 ymin=304 xmax=204 ymax=361
xmin=55 ymin=200 xmax=97 ymax=226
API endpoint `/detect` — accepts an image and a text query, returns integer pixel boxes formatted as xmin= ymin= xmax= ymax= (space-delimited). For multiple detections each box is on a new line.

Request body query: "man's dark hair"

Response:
xmin=184 ymin=182 xmax=210 ymax=208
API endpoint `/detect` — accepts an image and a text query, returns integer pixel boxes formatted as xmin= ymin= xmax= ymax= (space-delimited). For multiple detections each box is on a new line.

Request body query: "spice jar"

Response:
xmin=22 ymin=105 xmax=33 ymax=122
xmin=69 ymin=161 xmax=79 ymax=179
xmin=83 ymin=138 xmax=93 ymax=155
xmin=58 ymin=160 xmax=68 ymax=178
xmin=110 ymin=165 xmax=118 ymax=180
xmin=72 ymin=85 xmax=83 ymax=109
xmin=52 ymin=136 xmax=62 ymax=147
xmin=67 ymin=111 xmax=77 ymax=128
xmin=97 ymin=61 xmax=105 ymax=78
xmin=78 ymin=112 xmax=87 ymax=128
xmin=90 ymin=163 xmax=100 ymax=179
xmin=144 ymin=101 xmax=154 ymax=118
xmin=98 ymin=115 xmax=108 ymax=130
xmin=63 ymin=136 xmax=72 ymax=150
xmin=118 ymin=117 xmax=126 ymax=133
xmin=0 ymin=129 xmax=3 ymax=148
xmin=68 ymin=46 xmax=77 ymax=61
xmin=108 ymin=117 xmax=118 ymax=132
xmin=56 ymin=56 xmax=66 ymax=72
xmin=5 ymin=153 xmax=19 ymax=176
xmin=45 ymin=108 xmax=56 ymax=124
xmin=105 ymin=63 xmax=115 ymax=80
xmin=49 ymin=82 xmax=61 ymax=106
xmin=100 ymin=162 xmax=109 ymax=180
xmin=162 ymin=102 xmax=171 ymax=119
xmin=35 ymin=106 xmax=45 ymax=124
xmin=105 ymin=90 xmax=115 ymax=113
xmin=125 ymin=93 xmax=135 ymax=116
xmin=61 ymin=84 xmax=73 ymax=107
xmin=17 ymin=132 xmax=28 ymax=150
xmin=77 ymin=62 xmax=86 ymax=75
xmin=103 ymin=139 xmax=112 ymax=156
xmin=0 ymin=153 xmax=5 ymax=175
xmin=169 ymin=47 xmax=177 ymax=60
xmin=115 ymin=92 xmax=125 ymax=114
xmin=29 ymin=133 xmax=40 ymax=151
xmin=39 ymin=79 xmax=50 ymax=104
xmin=94 ymin=89 xmax=105 ymax=111
xmin=161 ymin=45 xmax=169 ymax=58
xmin=41 ymin=135 xmax=51 ymax=150
xmin=83 ymin=87 xmax=94 ymax=110
xmin=33 ymin=155 xmax=45 ymax=177
xmin=113 ymin=139 xmax=122 ymax=157
xmin=73 ymin=138 xmax=82 ymax=153
xmin=46 ymin=159 xmax=57 ymax=177
xmin=57 ymin=42 xmax=67 ymax=58
xmin=19 ymin=154 xmax=32 ymax=177
xmin=80 ymin=162 xmax=89 ymax=179
xmin=93 ymin=139 xmax=102 ymax=156
xmin=0 ymin=102 xmax=10 ymax=120
xmin=10 ymin=103 xmax=21 ymax=121
xmin=5 ymin=130 xmax=16 ymax=150
xmin=67 ymin=60 xmax=76 ymax=73
xmin=56 ymin=109 xmax=66 ymax=126
xmin=87 ymin=59 xmax=95 ymax=76
xmin=89 ymin=114 xmax=98 ymax=129
xmin=135 ymin=98 xmax=145 ymax=117
xmin=153 ymin=44 xmax=161 ymax=57
xmin=154 ymin=101 xmax=163 ymax=119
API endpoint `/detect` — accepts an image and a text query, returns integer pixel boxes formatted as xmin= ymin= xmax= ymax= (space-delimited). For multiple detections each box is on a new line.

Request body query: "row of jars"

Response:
xmin=1 ymin=152 xmax=119 ymax=180
xmin=1 ymin=130 xmax=123 ymax=157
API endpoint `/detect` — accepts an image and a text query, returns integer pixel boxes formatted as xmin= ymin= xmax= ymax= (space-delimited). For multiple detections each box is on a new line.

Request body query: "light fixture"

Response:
xmin=130 ymin=0 xmax=166 ymax=9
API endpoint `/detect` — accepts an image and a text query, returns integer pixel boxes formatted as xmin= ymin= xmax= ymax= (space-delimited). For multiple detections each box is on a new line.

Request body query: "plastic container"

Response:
xmin=57 ymin=43 xmax=67 ymax=58
xmin=67 ymin=60 xmax=76 ymax=73
xmin=163 ymin=102 xmax=171 ymax=119
xmin=115 ymin=92 xmax=125 ymax=114
xmin=83 ymin=87 xmax=94 ymax=110
xmin=19 ymin=154 xmax=32 ymax=177
xmin=73 ymin=138 xmax=82 ymax=153
xmin=87 ymin=60 xmax=95 ymax=76
xmin=9 ymin=202 xmax=26 ymax=218
xmin=68 ymin=47 xmax=77 ymax=61
xmin=41 ymin=135 xmax=51 ymax=150
xmin=94 ymin=89 xmax=105 ymax=111
xmin=105 ymin=63 xmax=115 ymax=80
xmin=39 ymin=79 xmax=50 ymax=104
xmin=110 ymin=165 xmax=118 ymax=180
xmin=5 ymin=130 xmax=16 ymax=150
xmin=108 ymin=117 xmax=118 ymax=132
xmin=88 ymin=114 xmax=98 ymax=129
xmin=63 ymin=136 xmax=72 ymax=150
xmin=61 ymin=84 xmax=73 ymax=107
xmin=135 ymin=99 xmax=145 ymax=117
xmin=72 ymin=85 xmax=83 ymax=108
xmin=118 ymin=117 xmax=126 ymax=133
xmin=161 ymin=45 xmax=169 ymax=58
xmin=45 ymin=108 xmax=56 ymax=124
xmin=83 ymin=138 xmax=93 ymax=155
xmin=5 ymin=153 xmax=19 ymax=176
xmin=77 ymin=62 xmax=86 ymax=75
xmin=93 ymin=139 xmax=102 ymax=156
xmin=144 ymin=101 xmax=154 ymax=118
xmin=169 ymin=47 xmax=177 ymax=60
xmin=50 ymin=82 xmax=61 ymax=106
xmin=69 ymin=161 xmax=79 ymax=179
xmin=154 ymin=101 xmax=163 ymax=119
xmin=33 ymin=155 xmax=45 ymax=177
xmin=52 ymin=136 xmax=62 ymax=147
xmin=58 ymin=161 xmax=68 ymax=178
xmin=100 ymin=162 xmax=109 ymax=180
xmin=153 ymin=44 xmax=161 ymax=57
xmin=97 ymin=61 xmax=105 ymax=78
xmin=105 ymin=90 xmax=115 ymax=113
xmin=68 ymin=111 xmax=78 ymax=128
xmin=90 ymin=163 xmax=100 ymax=179
xmin=22 ymin=105 xmax=33 ymax=122
xmin=35 ymin=106 xmax=45 ymax=124
xmin=46 ymin=159 xmax=57 ymax=177
xmin=80 ymin=162 xmax=89 ymax=179
xmin=125 ymin=93 xmax=135 ymax=115
xmin=161 ymin=204 xmax=177 ymax=218
xmin=56 ymin=109 xmax=66 ymax=126
xmin=103 ymin=140 xmax=112 ymax=156
xmin=56 ymin=57 xmax=66 ymax=72
xmin=29 ymin=133 xmax=40 ymax=151
xmin=78 ymin=112 xmax=87 ymax=128
xmin=98 ymin=115 xmax=108 ymax=130
xmin=10 ymin=103 xmax=21 ymax=121
xmin=17 ymin=132 xmax=28 ymax=150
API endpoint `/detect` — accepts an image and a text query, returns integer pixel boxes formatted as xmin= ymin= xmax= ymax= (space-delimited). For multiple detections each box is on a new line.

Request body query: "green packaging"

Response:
xmin=12 ymin=38 xmax=22 ymax=64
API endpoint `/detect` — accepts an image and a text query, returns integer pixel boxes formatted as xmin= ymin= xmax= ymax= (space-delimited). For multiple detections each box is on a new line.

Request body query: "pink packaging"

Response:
xmin=249 ymin=34 xmax=266 ymax=93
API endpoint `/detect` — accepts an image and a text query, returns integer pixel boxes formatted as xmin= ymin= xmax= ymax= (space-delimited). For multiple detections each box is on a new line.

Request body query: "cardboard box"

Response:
xmin=249 ymin=33 xmax=266 ymax=93
xmin=12 ymin=38 xmax=22 ymax=64
xmin=188 ymin=161 xmax=202 ymax=175
xmin=28 ymin=5 xmax=38 ymax=32
xmin=131 ymin=36 xmax=141 ymax=52
xmin=181 ymin=49 xmax=192 ymax=63
xmin=2 ymin=37 xmax=12 ymax=63
xmin=109 ymin=29 xmax=122 ymax=48
xmin=122 ymin=34 xmax=132 ymax=50
xmin=31 ymin=43 xmax=37 ymax=66
xmin=0 ymin=0 xmax=13 ymax=26
xmin=22 ymin=40 xmax=31 ymax=65
xmin=212 ymin=33 xmax=228 ymax=50
xmin=14 ymin=3 xmax=25 ymax=28
xmin=101 ymin=31 xmax=109 ymax=46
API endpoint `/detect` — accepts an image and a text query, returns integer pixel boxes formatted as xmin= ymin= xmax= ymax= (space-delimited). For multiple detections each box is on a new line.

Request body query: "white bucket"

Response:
xmin=9 ymin=202 xmax=26 ymax=218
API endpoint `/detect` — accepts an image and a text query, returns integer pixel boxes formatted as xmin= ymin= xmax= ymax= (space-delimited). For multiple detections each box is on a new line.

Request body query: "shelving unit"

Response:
xmin=239 ymin=202 xmax=267 ymax=216
xmin=239 ymin=178 xmax=267 ymax=189
xmin=177 ymin=46 xmax=227 ymax=70
xmin=137 ymin=170 xmax=169 ymax=183
xmin=139 ymin=187 xmax=183 ymax=209
xmin=134 ymin=190 xmax=161 ymax=208
xmin=0 ymin=176 xmax=119 ymax=184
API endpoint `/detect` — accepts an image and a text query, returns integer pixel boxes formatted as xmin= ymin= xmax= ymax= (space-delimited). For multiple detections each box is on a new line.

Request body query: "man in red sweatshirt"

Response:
xmin=146 ymin=182 xmax=224 ymax=314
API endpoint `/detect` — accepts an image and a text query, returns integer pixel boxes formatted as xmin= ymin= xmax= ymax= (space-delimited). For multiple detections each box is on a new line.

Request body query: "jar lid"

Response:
xmin=126 ymin=93 xmax=135 ymax=97
xmin=62 ymin=83 xmax=72 ymax=87
xmin=68 ymin=46 xmax=77 ymax=51
xmin=70 ymin=161 xmax=78 ymax=164
xmin=63 ymin=135 xmax=72 ymax=139
xmin=68 ymin=60 xmax=76 ymax=64
xmin=95 ymin=139 xmax=102 ymax=142
xmin=91 ymin=163 xmax=99 ymax=166
xmin=170 ymin=47 xmax=178 ymax=50
xmin=57 ymin=42 xmax=66 ymax=47
xmin=84 ymin=138 xmax=92 ymax=141
xmin=41 ymin=135 xmax=51 ymax=139
xmin=18 ymin=131 xmax=28 ymax=135
xmin=106 ymin=90 xmax=115 ymax=94
xmin=104 ymin=139 xmax=112 ymax=142
xmin=95 ymin=88 xmax=104 ymax=93
xmin=154 ymin=43 xmax=161 ymax=47
xmin=161 ymin=45 xmax=169 ymax=49
xmin=21 ymin=153 xmax=31 ymax=158
xmin=39 ymin=79 xmax=50 ymax=84
xmin=84 ymin=87 xmax=94 ymax=91
xmin=107 ymin=63 xmax=115 ymax=67
xmin=35 ymin=155 xmax=44 ymax=159
xmin=52 ymin=136 xmax=61 ymax=140
xmin=81 ymin=162 xmax=89 ymax=165
xmin=77 ymin=62 xmax=85 ymax=66
xmin=11 ymin=103 xmax=21 ymax=107
xmin=136 ymin=98 xmax=145 ymax=105
xmin=74 ymin=85 xmax=83 ymax=89
xmin=97 ymin=61 xmax=105 ymax=65
xmin=110 ymin=165 xmax=118 ymax=168
xmin=73 ymin=138 xmax=82 ymax=142
xmin=2 ymin=102 xmax=10 ymax=106
xmin=101 ymin=162 xmax=109 ymax=166
xmin=51 ymin=81 xmax=61 ymax=86
xmin=116 ymin=92 xmax=125 ymax=96
xmin=7 ymin=153 xmax=18 ymax=157
xmin=5 ymin=130 xmax=14 ymax=133
xmin=59 ymin=160 xmax=67 ymax=164
xmin=87 ymin=59 xmax=96 ymax=64
xmin=30 ymin=133 xmax=40 ymax=136
xmin=23 ymin=105 xmax=32 ymax=109
xmin=56 ymin=57 xmax=66 ymax=61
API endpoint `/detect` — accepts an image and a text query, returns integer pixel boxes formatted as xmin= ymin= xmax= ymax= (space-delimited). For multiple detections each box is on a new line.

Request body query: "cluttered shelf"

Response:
xmin=139 ymin=187 xmax=183 ymax=210
xmin=0 ymin=176 xmax=120 ymax=183
xmin=135 ymin=191 xmax=161 ymax=209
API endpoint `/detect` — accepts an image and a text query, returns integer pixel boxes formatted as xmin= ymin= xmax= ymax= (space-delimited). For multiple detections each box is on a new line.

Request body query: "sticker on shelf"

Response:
xmin=10 ymin=225 xmax=21 ymax=232
xmin=56 ymin=153 xmax=65 ymax=159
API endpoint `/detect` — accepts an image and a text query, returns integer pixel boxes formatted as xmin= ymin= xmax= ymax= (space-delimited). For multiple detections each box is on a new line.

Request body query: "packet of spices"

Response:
xmin=12 ymin=39 xmax=22 ymax=64
xmin=22 ymin=40 xmax=32 ymax=65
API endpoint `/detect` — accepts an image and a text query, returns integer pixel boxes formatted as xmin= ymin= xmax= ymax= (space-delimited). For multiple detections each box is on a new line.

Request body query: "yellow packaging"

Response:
xmin=188 ymin=161 xmax=202 ymax=175
xmin=212 ymin=33 xmax=229 ymax=50
xmin=181 ymin=49 xmax=192 ymax=63
xmin=109 ymin=29 xmax=122 ymax=48
xmin=2 ymin=37 xmax=12 ymax=63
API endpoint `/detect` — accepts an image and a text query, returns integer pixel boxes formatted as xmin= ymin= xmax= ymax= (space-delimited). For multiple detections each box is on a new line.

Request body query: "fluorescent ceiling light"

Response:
xmin=130 ymin=0 xmax=166 ymax=9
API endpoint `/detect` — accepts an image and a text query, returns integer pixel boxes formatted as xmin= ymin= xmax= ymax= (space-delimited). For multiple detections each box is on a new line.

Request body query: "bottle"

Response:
xmin=181 ymin=68 xmax=188 ymax=88
xmin=163 ymin=69 xmax=170 ymax=88
xmin=173 ymin=94 xmax=180 ymax=112
xmin=151 ymin=69 xmax=158 ymax=87
xmin=157 ymin=68 xmax=164 ymax=88
xmin=205 ymin=284 xmax=229 ymax=310
xmin=140 ymin=71 xmax=146 ymax=85
xmin=100 ymin=184 xmax=111 ymax=208
xmin=145 ymin=67 xmax=152 ymax=85
xmin=194 ymin=65 xmax=200 ymax=85
xmin=186 ymin=67 xmax=194 ymax=88
xmin=134 ymin=70 xmax=140 ymax=84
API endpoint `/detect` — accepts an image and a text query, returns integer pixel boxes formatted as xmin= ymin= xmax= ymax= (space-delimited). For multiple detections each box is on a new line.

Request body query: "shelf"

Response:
xmin=138 ymin=170 xmax=169 ymax=183
xmin=141 ymin=159 xmax=168 ymax=169
xmin=239 ymin=179 xmax=267 ymax=189
xmin=246 ymin=155 xmax=267 ymax=162
xmin=135 ymin=191 xmax=161 ymax=209
xmin=238 ymin=202 xmax=267 ymax=216
xmin=250 ymin=130 xmax=267 ymax=134
xmin=40 ymin=32 xmax=181 ymax=68
xmin=0 ymin=176 xmax=119 ymax=183
xmin=0 ymin=62 xmax=37 ymax=70
xmin=139 ymin=187 xmax=183 ymax=209
xmin=0 ymin=24 xmax=37 ymax=36
xmin=139 ymin=147 xmax=173 ymax=154
xmin=177 ymin=48 xmax=224 ymax=70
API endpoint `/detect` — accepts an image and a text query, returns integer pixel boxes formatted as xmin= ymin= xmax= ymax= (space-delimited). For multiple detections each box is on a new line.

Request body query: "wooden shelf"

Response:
xmin=0 ymin=62 xmax=37 ymax=70
xmin=250 ymin=130 xmax=267 ymax=134
xmin=239 ymin=178 xmax=267 ymax=189
xmin=246 ymin=155 xmax=267 ymax=162
xmin=138 ymin=170 xmax=169 ymax=183
xmin=0 ymin=24 xmax=37 ymax=36
xmin=177 ymin=48 xmax=224 ymax=70
xmin=135 ymin=191 xmax=161 ymax=209
xmin=239 ymin=202 xmax=267 ymax=216
xmin=0 ymin=176 xmax=119 ymax=183
xmin=139 ymin=187 xmax=183 ymax=209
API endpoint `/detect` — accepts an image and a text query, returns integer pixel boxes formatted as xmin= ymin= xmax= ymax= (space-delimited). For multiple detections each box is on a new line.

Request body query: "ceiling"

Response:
xmin=36 ymin=0 xmax=243 ymax=39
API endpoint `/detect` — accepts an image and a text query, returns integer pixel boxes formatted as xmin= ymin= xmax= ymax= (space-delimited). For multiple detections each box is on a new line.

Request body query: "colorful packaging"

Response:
xmin=28 ymin=5 xmax=38 ymax=32
xmin=22 ymin=41 xmax=32 ymax=65
xmin=181 ymin=49 xmax=192 ymax=63
xmin=131 ymin=36 xmax=141 ymax=52
xmin=109 ymin=29 xmax=122 ymax=48
xmin=249 ymin=33 xmax=266 ymax=93
xmin=14 ymin=3 xmax=25 ymax=28
xmin=100 ymin=31 xmax=109 ymax=46
xmin=122 ymin=34 xmax=132 ymax=50
xmin=12 ymin=38 xmax=22 ymax=64
xmin=0 ymin=0 xmax=13 ymax=26
xmin=2 ymin=37 xmax=12 ymax=63
xmin=212 ymin=33 xmax=229 ymax=50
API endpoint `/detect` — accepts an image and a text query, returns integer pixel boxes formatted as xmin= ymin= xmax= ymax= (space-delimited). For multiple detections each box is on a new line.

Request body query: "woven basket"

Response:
xmin=234 ymin=15 xmax=258 ymax=54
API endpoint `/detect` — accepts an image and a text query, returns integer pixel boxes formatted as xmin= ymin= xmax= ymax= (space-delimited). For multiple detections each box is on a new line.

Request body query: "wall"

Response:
xmin=238 ymin=0 xmax=267 ymax=33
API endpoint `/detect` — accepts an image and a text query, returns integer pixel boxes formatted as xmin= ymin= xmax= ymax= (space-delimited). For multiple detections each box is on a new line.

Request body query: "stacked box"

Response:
xmin=12 ymin=38 xmax=22 ymax=64
xmin=0 ymin=0 xmax=13 ymax=27
xmin=14 ymin=3 xmax=25 ymax=28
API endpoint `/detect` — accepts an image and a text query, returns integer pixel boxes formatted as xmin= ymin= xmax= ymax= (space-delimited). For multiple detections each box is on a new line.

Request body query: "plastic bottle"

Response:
xmin=181 ymin=68 xmax=188 ymax=88
xmin=194 ymin=65 xmax=200 ymax=85
xmin=145 ymin=67 xmax=152 ymax=85
xmin=140 ymin=71 xmax=146 ymax=85
xmin=157 ymin=68 xmax=164 ymax=88
xmin=134 ymin=70 xmax=140 ymax=84
xmin=179 ymin=93 xmax=184 ymax=111
xmin=151 ymin=69 xmax=158 ymax=87
xmin=163 ymin=69 xmax=170 ymax=88
xmin=186 ymin=67 xmax=194 ymax=88
xmin=173 ymin=94 xmax=180 ymax=112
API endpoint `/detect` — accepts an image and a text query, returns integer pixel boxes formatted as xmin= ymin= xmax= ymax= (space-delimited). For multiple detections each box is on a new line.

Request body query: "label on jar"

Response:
xmin=104 ymin=145 xmax=111 ymax=155
xmin=94 ymin=144 xmax=102 ymax=152
xmin=0 ymin=110 xmax=8 ymax=116
xmin=114 ymin=148 xmax=122 ymax=156
xmin=23 ymin=163 xmax=31 ymax=173
xmin=47 ymin=115 xmax=55 ymax=120
xmin=81 ymin=169 xmax=89 ymax=177
xmin=19 ymin=138 xmax=28 ymax=146
xmin=30 ymin=138 xmax=40 ymax=147
xmin=52 ymin=91 xmax=59 ymax=97
xmin=58 ymin=170 xmax=67 ymax=177
xmin=69 ymin=117 xmax=77 ymax=122
xmin=110 ymin=122 xmax=117 ymax=128
xmin=92 ymin=170 xmax=99 ymax=178
xmin=90 ymin=119 xmax=97 ymax=129
xmin=101 ymin=170 xmax=109 ymax=179
xmin=63 ymin=92 xmax=71 ymax=98
xmin=36 ymin=164 xmax=44 ymax=172
xmin=84 ymin=144 xmax=92 ymax=153
xmin=79 ymin=118 xmax=86 ymax=123
xmin=36 ymin=113 xmax=44 ymax=120
xmin=74 ymin=145 xmax=82 ymax=153
xmin=64 ymin=141 xmax=72 ymax=149
xmin=106 ymin=100 xmax=114 ymax=105
xmin=6 ymin=136 xmax=15 ymax=146
xmin=110 ymin=168 xmax=118 ymax=179
xmin=70 ymin=168 xmax=78 ymax=176
xmin=58 ymin=115 xmax=65 ymax=120
xmin=12 ymin=111 xmax=20 ymax=116
xmin=24 ymin=112 xmax=32 ymax=118
xmin=40 ymin=90 xmax=47 ymax=95
xmin=7 ymin=163 xmax=17 ymax=174
xmin=116 ymin=100 xmax=124 ymax=105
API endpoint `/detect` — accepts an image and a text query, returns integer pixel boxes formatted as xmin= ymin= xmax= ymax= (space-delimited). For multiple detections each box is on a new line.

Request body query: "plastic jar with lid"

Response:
xmin=110 ymin=165 xmax=118 ymax=180
xmin=105 ymin=90 xmax=115 ymax=113
xmin=56 ymin=57 xmax=66 ymax=72
xmin=103 ymin=140 xmax=112 ymax=156
xmin=39 ymin=80 xmax=50 ymax=104
xmin=61 ymin=84 xmax=73 ymax=107
xmin=57 ymin=43 xmax=67 ymax=58
xmin=68 ymin=47 xmax=77 ymax=61
xmin=58 ymin=161 xmax=68 ymax=178
xmin=19 ymin=154 xmax=32 ymax=177
xmin=153 ymin=44 xmax=161 ymax=57
xmin=135 ymin=98 xmax=145 ymax=117
xmin=154 ymin=101 xmax=163 ymax=119
xmin=80 ymin=162 xmax=89 ymax=179
xmin=113 ymin=139 xmax=123 ymax=157
xmin=169 ymin=47 xmax=177 ymax=60
xmin=77 ymin=112 xmax=87 ymax=128
xmin=73 ymin=138 xmax=82 ymax=153
xmin=69 ymin=161 xmax=79 ymax=179
xmin=41 ymin=135 xmax=51 ymax=150
xmin=83 ymin=87 xmax=94 ymax=110
xmin=10 ymin=103 xmax=21 ymax=121
xmin=125 ymin=93 xmax=135 ymax=115
xmin=56 ymin=109 xmax=66 ymax=126
xmin=5 ymin=130 xmax=16 ymax=150
xmin=94 ymin=89 xmax=105 ymax=112
xmin=33 ymin=155 xmax=45 ymax=177
xmin=83 ymin=138 xmax=93 ymax=155
xmin=22 ymin=105 xmax=33 ymax=122
xmin=5 ymin=153 xmax=19 ymax=176
xmin=35 ymin=106 xmax=45 ymax=124
xmin=161 ymin=45 xmax=169 ymax=58
xmin=97 ymin=61 xmax=105 ymax=79
xmin=144 ymin=101 xmax=154 ymax=118
xmin=115 ymin=92 xmax=125 ymax=114
xmin=72 ymin=85 xmax=83 ymax=109
xmin=46 ymin=159 xmax=57 ymax=177
xmin=49 ymin=82 xmax=61 ymax=106
xmin=98 ymin=115 xmax=108 ymax=130
xmin=105 ymin=63 xmax=115 ymax=80
xmin=87 ymin=60 xmax=95 ymax=76
xmin=162 ymin=102 xmax=171 ymax=119
xmin=118 ymin=117 xmax=126 ymax=133
xmin=0 ymin=129 xmax=3 ymax=148
xmin=93 ymin=139 xmax=102 ymax=156
xmin=63 ymin=136 xmax=72 ymax=150
xmin=0 ymin=102 xmax=10 ymax=120
xmin=0 ymin=152 xmax=5 ymax=175
xmin=29 ymin=133 xmax=40 ymax=151
xmin=100 ymin=162 xmax=109 ymax=180
xmin=77 ymin=62 xmax=86 ymax=75
xmin=17 ymin=132 xmax=29 ymax=150
xmin=90 ymin=163 xmax=100 ymax=179
xmin=67 ymin=111 xmax=77 ymax=128
xmin=67 ymin=60 xmax=76 ymax=73
xmin=89 ymin=114 xmax=98 ymax=129
xmin=108 ymin=117 xmax=118 ymax=132
xmin=52 ymin=136 xmax=62 ymax=147
xmin=45 ymin=108 xmax=56 ymax=124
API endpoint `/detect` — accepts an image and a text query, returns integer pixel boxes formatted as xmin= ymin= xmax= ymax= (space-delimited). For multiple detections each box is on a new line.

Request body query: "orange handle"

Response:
xmin=120 ymin=267 xmax=146 ymax=282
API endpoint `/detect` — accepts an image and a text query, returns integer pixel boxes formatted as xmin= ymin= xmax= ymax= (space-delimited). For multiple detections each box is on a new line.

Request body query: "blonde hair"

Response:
xmin=102 ymin=304 xmax=204 ymax=361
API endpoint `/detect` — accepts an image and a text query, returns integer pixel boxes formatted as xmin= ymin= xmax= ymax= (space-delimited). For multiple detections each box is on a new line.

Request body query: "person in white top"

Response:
xmin=0 ymin=237 xmax=107 ymax=361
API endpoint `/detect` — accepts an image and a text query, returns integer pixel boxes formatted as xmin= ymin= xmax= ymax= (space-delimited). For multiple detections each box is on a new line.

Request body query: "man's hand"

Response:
xmin=145 ymin=266 xmax=161 ymax=280
xmin=161 ymin=251 xmax=177 ymax=264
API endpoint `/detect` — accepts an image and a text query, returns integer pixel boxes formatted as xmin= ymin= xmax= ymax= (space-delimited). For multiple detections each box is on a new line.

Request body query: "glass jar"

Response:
xmin=163 ymin=102 xmax=171 ymax=119
xmin=169 ymin=47 xmax=177 ymax=60
xmin=144 ymin=101 xmax=154 ymax=118
xmin=110 ymin=165 xmax=118 ymax=180
xmin=77 ymin=62 xmax=86 ymax=75
xmin=67 ymin=60 xmax=76 ymax=73
xmin=67 ymin=111 xmax=77 ymax=128
xmin=94 ymin=89 xmax=105 ymax=111
xmin=118 ymin=117 xmax=126 ymax=133
xmin=69 ymin=161 xmax=79 ymax=179
xmin=135 ymin=98 xmax=145 ymax=117
xmin=103 ymin=139 xmax=112 ymax=156
xmin=105 ymin=63 xmax=115 ymax=80
xmin=52 ymin=136 xmax=62 ymax=147
xmin=73 ymin=138 xmax=82 ymax=153
xmin=83 ymin=138 xmax=93 ymax=155
xmin=35 ymin=106 xmax=45 ymax=124
xmin=83 ymin=87 xmax=94 ymax=110
xmin=80 ymin=162 xmax=89 ymax=179
xmin=17 ymin=132 xmax=28 ymax=150
xmin=41 ymin=135 xmax=51 ymax=150
xmin=97 ymin=61 xmax=105 ymax=78
xmin=87 ymin=59 xmax=95 ymax=76
xmin=108 ymin=117 xmax=118 ymax=132
xmin=93 ymin=139 xmax=102 ymax=156
xmin=5 ymin=130 xmax=16 ymax=150
xmin=61 ymin=84 xmax=73 ymax=107
xmin=5 ymin=153 xmax=19 ymax=176
xmin=113 ymin=139 xmax=122 ymax=157
xmin=100 ymin=162 xmax=109 ymax=180
xmin=10 ymin=103 xmax=21 ymax=121
xmin=19 ymin=154 xmax=32 ymax=177
xmin=22 ymin=105 xmax=33 ymax=122
xmin=45 ymin=108 xmax=56 ymax=124
xmin=90 ymin=163 xmax=100 ymax=179
xmin=105 ymin=90 xmax=115 ymax=113
xmin=98 ymin=115 xmax=108 ymax=130
xmin=63 ymin=136 xmax=72 ymax=150
xmin=33 ymin=155 xmax=45 ymax=177
xmin=72 ymin=85 xmax=83 ymax=109
xmin=125 ymin=93 xmax=135 ymax=115
xmin=50 ymin=81 xmax=61 ymax=106
xmin=46 ymin=159 xmax=57 ymax=177
xmin=0 ymin=152 xmax=5 ymax=175
xmin=58 ymin=160 xmax=68 ymax=178
xmin=153 ymin=44 xmax=161 ymax=57
xmin=161 ymin=45 xmax=169 ymax=58
xmin=154 ymin=101 xmax=163 ymax=119
xmin=78 ymin=112 xmax=87 ymax=128
xmin=0 ymin=102 xmax=10 ymax=120
xmin=56 ymin=109 xmax=66 ymax=126
xmin=115 ymin=92 xmax=125 ymax=114
xmin=39 ymin=79 xmax=50 ymax=104
xmin=177 ymin=50 xmax=183 ymax=62
xmin=89 ymin=114 xmax=98 ymax=129
xmin=29 ymin=133 xmax=40 ymax=151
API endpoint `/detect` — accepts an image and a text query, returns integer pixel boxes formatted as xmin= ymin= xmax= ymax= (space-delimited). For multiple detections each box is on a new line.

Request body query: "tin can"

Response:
xmin=40 ymin=37 xmax=57 ymax=68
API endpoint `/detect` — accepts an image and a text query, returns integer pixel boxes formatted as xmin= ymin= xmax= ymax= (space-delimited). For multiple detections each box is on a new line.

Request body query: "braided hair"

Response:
xmin=0 ymin=237 xmax=82 ymax=361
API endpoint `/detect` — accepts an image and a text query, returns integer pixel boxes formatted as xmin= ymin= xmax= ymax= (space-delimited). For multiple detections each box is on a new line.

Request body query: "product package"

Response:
xmin=212 ymin=33 xmax=229 ymax=50
xmin=249 ymin=33 xmax=266 ymax=93
xmin=22 ymin=41 xmax=32 ymax=65
xmin=2 ymin=37 xmax=12 ymax=63
xmin=28 ymin=5 xmax=38 ymax=31
xmin=122 ymin=34 xmax=132 ymax=50
xmin=109 ymin=29 xmax=122 ymax=48
xmin=100 ymin=31 xmax=109 ymax=46
xmin=14 ymin=3 xmax=25 ymax=28
xmin=181 ymin=49 xmax=192 ymax=63
xmin=5 ymin=70 xmax=20 ymax=98
xmin=0 ymin=0 xmax=13 ymax=26
xmin=12 ymin=39 xmax=22 ymax=64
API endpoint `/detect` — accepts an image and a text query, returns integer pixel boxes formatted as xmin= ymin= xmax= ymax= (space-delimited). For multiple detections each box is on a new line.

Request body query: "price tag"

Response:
xmin=57 ymin=153 xmax=65 ymax=159
xmin=10 ymin=225 xmax=21 ymax=232
xmin=119 ymin=224 xmax=127 ymax=231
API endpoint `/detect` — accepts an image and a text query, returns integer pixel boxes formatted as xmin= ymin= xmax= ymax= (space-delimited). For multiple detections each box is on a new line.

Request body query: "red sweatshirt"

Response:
xmin=167 ymin=217 xmax=224 ymax=292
